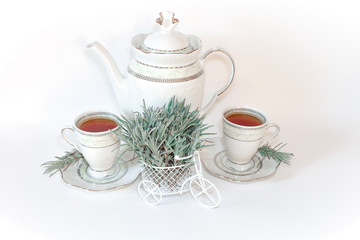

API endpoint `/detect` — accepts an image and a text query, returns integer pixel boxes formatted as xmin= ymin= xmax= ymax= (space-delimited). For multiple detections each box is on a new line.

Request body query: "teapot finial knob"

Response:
xmin=156 ymin=11 xmax=179 ymax=32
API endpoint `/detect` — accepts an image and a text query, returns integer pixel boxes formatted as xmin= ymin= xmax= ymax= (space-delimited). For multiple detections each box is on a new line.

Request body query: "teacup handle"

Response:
xmin=260 ymin=123 xmax=280 ymax=146
xmin=200 ymin=47 xmax=235 ymax=115
xmin=61 ymin=128 xmax=81 ymax=152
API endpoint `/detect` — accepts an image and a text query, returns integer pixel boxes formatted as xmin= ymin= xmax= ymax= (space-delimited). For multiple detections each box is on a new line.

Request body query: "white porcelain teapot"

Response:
xmin=88 ymin=11 xmax=235 ymax=115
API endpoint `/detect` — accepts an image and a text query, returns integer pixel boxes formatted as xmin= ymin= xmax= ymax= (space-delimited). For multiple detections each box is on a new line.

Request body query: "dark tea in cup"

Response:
xmin=226 ymin=113 xmax=263 ymax=127
xmin=78 ymin=118 xmax=118 ymax=133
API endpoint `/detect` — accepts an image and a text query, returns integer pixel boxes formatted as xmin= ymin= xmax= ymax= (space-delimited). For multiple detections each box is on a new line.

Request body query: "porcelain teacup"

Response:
xmin=61 ymin=111 xmax=121 ymax=178
xmin=223 ymin=107 xmax=280 ymax=171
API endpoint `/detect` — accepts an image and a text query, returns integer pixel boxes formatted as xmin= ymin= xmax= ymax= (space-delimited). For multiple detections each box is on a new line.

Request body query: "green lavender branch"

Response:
xmin=115 ymin=97 xmax=214 ymax=167
xmin=42 ymin=151 xmax=83 ymax=177
xmin=258 ymin=143 xmax=294 ymax=165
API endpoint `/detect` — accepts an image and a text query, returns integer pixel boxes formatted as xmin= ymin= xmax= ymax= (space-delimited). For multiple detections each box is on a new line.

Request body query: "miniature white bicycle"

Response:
xmin=138 ymin=151 xmax=221 ymax=208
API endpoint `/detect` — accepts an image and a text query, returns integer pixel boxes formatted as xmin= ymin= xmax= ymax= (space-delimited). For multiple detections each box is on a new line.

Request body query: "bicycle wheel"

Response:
xmin=138 ymin=180 xmax=162 ymax=206
xmin=190 ymin=178 xmax=221 ymax=208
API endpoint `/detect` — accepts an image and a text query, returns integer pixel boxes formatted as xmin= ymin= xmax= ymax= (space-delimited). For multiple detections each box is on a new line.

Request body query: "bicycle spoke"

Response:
xmin=144 ymin=192 xmax=152 ymax=200
xmin=193 ymin=179 xmax=203 ymax=189
xmin=203 ymin=191 xmax=217 ymax=205
xmin=194 ymin=189 xmax=206 ymax=198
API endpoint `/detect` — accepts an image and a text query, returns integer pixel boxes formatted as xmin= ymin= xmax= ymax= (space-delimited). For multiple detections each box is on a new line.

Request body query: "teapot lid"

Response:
xmin=143 ymin=11 xmax=189 ymax=52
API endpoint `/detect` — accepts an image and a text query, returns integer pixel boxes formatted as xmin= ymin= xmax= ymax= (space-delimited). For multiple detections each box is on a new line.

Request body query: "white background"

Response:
xmin=1 ymin=0 xmax=359 ymax=239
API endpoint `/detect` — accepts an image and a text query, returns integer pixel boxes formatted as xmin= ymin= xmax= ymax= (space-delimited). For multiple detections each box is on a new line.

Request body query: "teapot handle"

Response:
xmin=200 ymin=46 xmax=235 ymax=115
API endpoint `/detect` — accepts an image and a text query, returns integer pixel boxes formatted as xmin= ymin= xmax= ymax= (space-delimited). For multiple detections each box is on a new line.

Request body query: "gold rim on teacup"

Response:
xmin=223 ymin=107 xmax=267 ymax=130
xmin=74 ymin=111 xmax=120 ymax=137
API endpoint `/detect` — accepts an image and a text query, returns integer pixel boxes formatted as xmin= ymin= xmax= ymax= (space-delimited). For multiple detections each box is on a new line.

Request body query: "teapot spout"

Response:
xmin=87 ymin=41 xmax=127 ymax=106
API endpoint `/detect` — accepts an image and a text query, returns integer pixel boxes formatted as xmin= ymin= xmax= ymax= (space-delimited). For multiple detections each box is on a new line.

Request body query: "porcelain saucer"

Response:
xmin=215 ymin=151 xmax=262 ymax=175
xmin=61 ymin=151 xmax=141 ymax=191
xmin=201 ymin=137 xmax=280 ymax=183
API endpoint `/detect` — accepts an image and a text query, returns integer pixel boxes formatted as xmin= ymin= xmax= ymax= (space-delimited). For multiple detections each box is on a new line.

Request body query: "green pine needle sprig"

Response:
xmin=258 ymin=143 xmax=294 ymax=165
xmin=42 ymin=151 xmax=83 ymax=177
